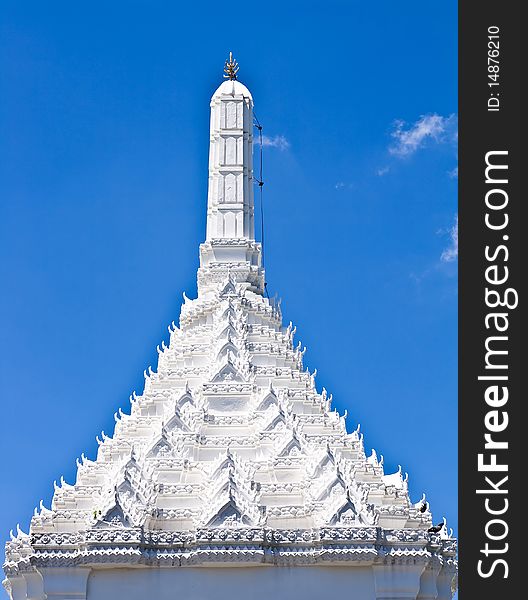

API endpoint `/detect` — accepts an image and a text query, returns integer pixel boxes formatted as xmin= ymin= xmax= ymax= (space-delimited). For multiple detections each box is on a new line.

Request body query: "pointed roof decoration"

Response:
xmin=95 ymin=490 xmax=131 ymax=529
xmin=223 ymin=51 xmax=239 ymax=80
xmin=3 ymin=58 xmax=457 ymax=598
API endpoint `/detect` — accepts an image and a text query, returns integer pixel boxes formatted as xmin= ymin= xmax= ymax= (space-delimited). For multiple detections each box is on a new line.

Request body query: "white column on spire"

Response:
xmin=198 ymin=77 xmax=264 ymax=296
xmin=206 ymin=80 xmax=255 ymax=240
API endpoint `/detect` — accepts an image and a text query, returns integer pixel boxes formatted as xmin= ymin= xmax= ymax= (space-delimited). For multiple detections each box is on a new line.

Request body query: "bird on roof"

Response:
xmin=428 ymin=521 xmax=444 ymax=533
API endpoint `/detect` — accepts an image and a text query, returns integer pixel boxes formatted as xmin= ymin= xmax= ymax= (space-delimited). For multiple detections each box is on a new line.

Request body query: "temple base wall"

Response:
xmin=5 ymin=563 xmax=456 ymax=600
xmin=88 ymin=566 xmax=377 ymax=600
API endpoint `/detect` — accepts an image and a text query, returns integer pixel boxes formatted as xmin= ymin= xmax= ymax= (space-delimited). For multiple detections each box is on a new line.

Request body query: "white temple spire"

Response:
xmin=206 ymin=53 xmax=254 ymax=241
xmin=3 ymin=57 xmax=457 ymax=600
xmin=198 ymin=54 xmax=264 ymax=296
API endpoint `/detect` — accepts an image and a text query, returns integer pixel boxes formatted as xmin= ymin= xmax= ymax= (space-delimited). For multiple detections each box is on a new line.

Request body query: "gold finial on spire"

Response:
xmin=223 ymin=52 xmax=239 ymax=81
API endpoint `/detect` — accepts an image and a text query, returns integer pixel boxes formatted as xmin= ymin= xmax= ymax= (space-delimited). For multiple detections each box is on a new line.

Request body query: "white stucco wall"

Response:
xmin=87 ymin=566 xmax=376 ymax=600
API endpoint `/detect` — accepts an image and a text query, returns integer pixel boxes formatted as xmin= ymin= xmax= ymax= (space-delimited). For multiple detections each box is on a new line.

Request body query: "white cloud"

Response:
xmin=334 ymin=181 xmax=355 ymax=190
xmin=261 ymin=134 xmax=290 ymax=150
xmin=448 ymin=166 xmax=458 ymax=179
xmin=377 ymin=166 xmax=390 ymax=176
xmin=389 ymin=114 xmax=457 ymax=158
xmin=441 ymin=214 xmax=458 ymax=263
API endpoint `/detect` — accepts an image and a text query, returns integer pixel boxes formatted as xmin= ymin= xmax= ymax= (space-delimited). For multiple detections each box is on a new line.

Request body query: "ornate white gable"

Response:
xmin=3 ymin=56 xmax=456 ymax=600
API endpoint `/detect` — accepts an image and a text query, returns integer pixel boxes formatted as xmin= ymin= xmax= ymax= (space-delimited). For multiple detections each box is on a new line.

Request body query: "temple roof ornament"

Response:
xmin=223 ymin=51 xmax=239 ymax=80
xmin=3 ymin=62 xmax=456 ymax=599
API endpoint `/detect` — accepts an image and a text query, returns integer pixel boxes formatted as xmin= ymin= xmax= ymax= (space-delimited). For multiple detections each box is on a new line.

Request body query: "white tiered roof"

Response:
xmin=4 ymin=68 xmax=456 ymax=585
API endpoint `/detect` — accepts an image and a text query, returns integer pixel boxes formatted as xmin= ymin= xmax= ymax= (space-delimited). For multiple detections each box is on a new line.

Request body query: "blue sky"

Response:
xmin=0 ymin=0 xmax=457 ymax=564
